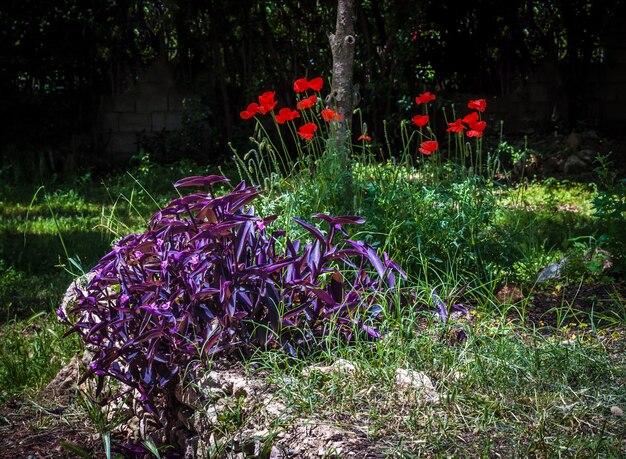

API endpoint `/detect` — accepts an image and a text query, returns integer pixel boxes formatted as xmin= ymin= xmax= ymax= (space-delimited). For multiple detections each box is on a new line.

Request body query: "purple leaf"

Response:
xmin=329 ymin=270 xmax=343 ymax=303
xmin=61 ymin=177 xmax=406 ymax=448
xmin=384 ymin=252 xmax=407 ymax=280
xmin=309 ymin=288 xmax=336 ymax=306
xmin=344 ymin=240 xmax=386 ymax=279
xmin=432 ymin=289 xmax=448 ymax=323
xmin=235 ymin=220 xmax=254 ymax=263
xmin=293 ymin=218 xmax=326 ymax=247
xmin=361 ymin=324 xmax=381 ymax=339
xmin=312 ymin=213 xmax=366 ymax=225
xmin=174 ymin=175 xmax=230 ymax=188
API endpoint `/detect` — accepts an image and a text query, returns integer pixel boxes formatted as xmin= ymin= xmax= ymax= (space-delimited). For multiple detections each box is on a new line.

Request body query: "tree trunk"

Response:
xmin=329 ymin=0 xmax=356 ymax=141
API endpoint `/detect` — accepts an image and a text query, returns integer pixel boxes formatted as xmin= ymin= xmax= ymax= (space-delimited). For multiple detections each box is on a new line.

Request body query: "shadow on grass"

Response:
xmin=489 ymin=207 xmax=599 ymax=280
xmin=0 ymin=230 xmax=113 ymax=321
xmin=497 ymin=207 xmax=597 ymax=249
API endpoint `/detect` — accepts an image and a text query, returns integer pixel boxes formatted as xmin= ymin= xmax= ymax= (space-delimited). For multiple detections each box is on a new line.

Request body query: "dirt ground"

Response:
xmin=0 ymin=281 xmax=624 ymax=458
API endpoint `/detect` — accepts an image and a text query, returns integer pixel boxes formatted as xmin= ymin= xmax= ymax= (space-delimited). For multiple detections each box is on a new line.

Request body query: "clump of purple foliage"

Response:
xmin=62 ymin=175 xmax=405 ymax=412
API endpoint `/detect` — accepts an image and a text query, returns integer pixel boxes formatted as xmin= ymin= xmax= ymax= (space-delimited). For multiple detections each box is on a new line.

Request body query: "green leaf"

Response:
xmin=59 ymin=440 xmax=92 ymax=458
xmin=143 ymin=439 xmax=162 ymax=458
xmin=103 ymin=431 xmax=111 ymax=459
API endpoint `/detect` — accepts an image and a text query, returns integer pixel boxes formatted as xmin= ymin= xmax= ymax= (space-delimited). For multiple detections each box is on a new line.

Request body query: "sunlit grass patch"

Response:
xmin=249 ymin=296 xmax=625 ymax=457
xmin=500 ymin=180 xmax=597 ymax=216
xmin=0 ymin=312 xmax=82 ymax=401
xmin=0 ymin=153 xmax=623 ymax=456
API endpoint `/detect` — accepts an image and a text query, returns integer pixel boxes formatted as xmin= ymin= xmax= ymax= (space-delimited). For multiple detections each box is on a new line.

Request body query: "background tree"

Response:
xmin=329 ymin=0 xmax=356 ymax=139
xmin=1 ymin=0 xmax=624 ymax=180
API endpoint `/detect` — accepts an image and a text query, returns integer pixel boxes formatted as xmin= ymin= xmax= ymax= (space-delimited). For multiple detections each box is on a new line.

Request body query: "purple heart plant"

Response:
xmin=61 ymin=175 xmax=405 ymax=413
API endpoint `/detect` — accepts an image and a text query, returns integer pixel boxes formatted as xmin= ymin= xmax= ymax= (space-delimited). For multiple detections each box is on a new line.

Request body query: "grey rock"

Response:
xmin=582 ymin=130 xmax=599 ymax=140
xmin=302 ymin=359 xmax=357 ymax=377
xmin=576 ymin=149 xmax=596 ymax=163
xmin=175 ymin=382 xmax=200 ymax=408
xmin=59 ymin=272 xmax=95 ymax=319
xmin=564 ymin=154 xmax=588 ymax=175
xmin=176 ymin=406 xmax=195 ymax=431
xmin=232 ymin=375 xmax=254 ymax=398
xmin=394 ymin=368 xmax=439 ymax=404
xmin=41 ymin=355 xmax=80 ymax=401
xmin=269 ymin=446 xmax=287 ymax=458
xmin=537 ymin=258 xmax=568 ymax=282
xmin=119 ymin=416 xmax=141 ymax=443
xmin=242 ymin=437 xmax=262 ymax=456
xmin=565 ymin=132 xmax=582 ymax=150
xmin=183 ymin=436 xmax=198 ymax=459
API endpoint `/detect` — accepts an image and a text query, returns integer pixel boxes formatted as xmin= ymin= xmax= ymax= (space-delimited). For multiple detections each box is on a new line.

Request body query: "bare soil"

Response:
xmin=0 ymin=281 xmax=624 ymax=458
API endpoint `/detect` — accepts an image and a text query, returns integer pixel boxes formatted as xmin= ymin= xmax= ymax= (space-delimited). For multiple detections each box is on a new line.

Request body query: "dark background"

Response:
xmin=1 ymin=0 xmax=625 ymax=181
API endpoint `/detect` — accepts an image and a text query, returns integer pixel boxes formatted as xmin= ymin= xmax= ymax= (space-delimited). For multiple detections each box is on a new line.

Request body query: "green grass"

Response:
xmin=212 ymin=152 xmax=624 ymax=456
xmin=0 ymin=155 xmax=211 ymax=320
xmin=0 ymin=151 xmax=604 ymax=321
xmin=0 ymin=149 xmax=624 ymax=456
xmin=245 ymin=303 xmax=625 ymax=457
xmin=0 ymin=311 xmax=83 ymax=402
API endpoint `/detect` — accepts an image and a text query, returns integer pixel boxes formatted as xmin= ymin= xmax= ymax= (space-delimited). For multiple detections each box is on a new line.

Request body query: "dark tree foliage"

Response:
xmin=417 ymin=0 xmax=625 ymax=122
xmin=0 ymin=0 xmax=154 ymax=129
xmin=1 ymin=0 xmax=624 ymax=177
xmin=355 ymin=0 xmax=624 ymax=131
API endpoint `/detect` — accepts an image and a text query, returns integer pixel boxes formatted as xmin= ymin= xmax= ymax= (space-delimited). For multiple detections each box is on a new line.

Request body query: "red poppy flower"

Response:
xmin=447 ymin=119 xmax=465 ymax=133
xmin=415 ymin=92 xmax=436 ymax=105
xmin=240 ymin=103 xmax=260 ymax=120
xmin=293 ymin=76 xmax=324 ymax=93
xmin=358 ymin=134 xmax=371 ymax=141
xmin=288 ymin=108 xmax=300 ymax=120
xmin=307 ymin=77 xmax=323 ymax=91
xmin=321 ymin=109 xmax=334 ymax=121
xmin=411 ymin=114 xmax=429 ymax=127
xmin=470 ymin=120 xmax=486 ymax=131
xmin=468 ymin=98 xmax=487 ymax=112
xmin=258 ymin=91 xmax=277 ymax=112
xmin=321 ymin=108 xmax=342 ymax=122
xmin=462 ymin=112 xmax=479 ymax=125
xmin=294 ymin=78 xmax=309 ymax=93
xmin=419 ymin=140 xmax=438 ymax=155
xmin=297 ymin=122 xmax=318 ymax=140
xmin=275 ymin=107 xmax=300 ymax=124
xmin=466 ymin=119 xmax=486 ymax=138
xmin=296 ymin=95 xmax=317 ymax=110
xmin=246 ymin=103 xmax=260 ymax=115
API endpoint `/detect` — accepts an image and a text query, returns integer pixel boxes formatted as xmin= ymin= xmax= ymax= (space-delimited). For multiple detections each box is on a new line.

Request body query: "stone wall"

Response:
xmin=488 ymin=28 xmax=626 ymax=134
xmin=97 ymin=58 xmax=189 ymax=161
xmin=589 ymin=29 xmax=626 ymax=129
xmin=96 ymin=31 xmax=626 ymax=162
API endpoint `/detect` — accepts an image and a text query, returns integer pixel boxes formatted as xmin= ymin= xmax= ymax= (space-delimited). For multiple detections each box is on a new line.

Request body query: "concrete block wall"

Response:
xmin=461 ymin=25 xmax=626 ymax=134
xmin=592 ymin=32 xmax=626 ymax=126
xmin=97 ymin=59 xmax=188 ymax=161
xmin=491 ymin=35 xmax=626 ymax=133
xmin=96 ymin=33 xmax=626 ymax=161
